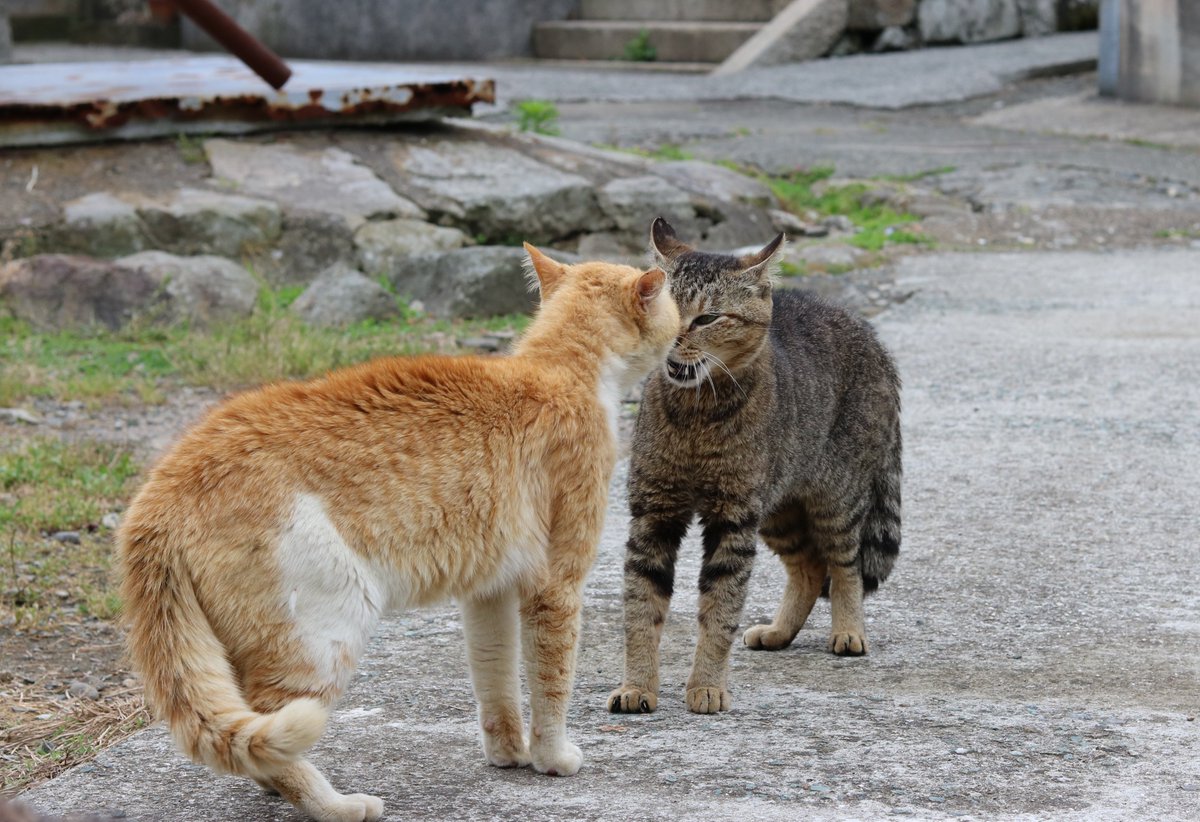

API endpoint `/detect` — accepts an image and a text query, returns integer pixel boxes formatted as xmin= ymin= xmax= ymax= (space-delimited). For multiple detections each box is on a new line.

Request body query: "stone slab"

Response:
xmin=970 ymin=91 xmax=1200 ymax=149
xmin=17 ymin=249 xmax=1200 ymax=821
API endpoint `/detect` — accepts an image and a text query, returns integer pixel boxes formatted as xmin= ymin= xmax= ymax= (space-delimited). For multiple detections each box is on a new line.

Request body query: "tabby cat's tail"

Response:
xmin=860 ymin=416 xmax=902 ymax=593
xmin=119 ymin=529 xmax=327 ymax=779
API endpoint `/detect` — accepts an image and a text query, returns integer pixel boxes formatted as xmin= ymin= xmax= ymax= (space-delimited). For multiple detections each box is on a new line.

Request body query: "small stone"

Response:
xmin=1180 ymin=784 xmax=1200 ymax=791
xmin=102 ymin=513 xmax=122 ymax=530
xmin=822 ymin=215 xmax=855 ymax=233
xmin=458 ymin=337 xmax=501 ymax=353
xmin=52 ymin=531 xmax=81 ymax=545
xmin=809 ymin=783 xmax=831 ymax=792
xmin=0 ymin=408 xmax=42 ymax=425
xmin=953 ymin=747 xmax=967 ymax=754
xmin=68 ymin=680 xmax=101 ymax=700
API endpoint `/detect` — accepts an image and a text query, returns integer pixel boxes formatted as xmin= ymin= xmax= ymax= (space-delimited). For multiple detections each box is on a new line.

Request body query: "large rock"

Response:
xmin=0 ymin=255 xmax=164 ymax=331
xmin=290 ymin=264 xmax=400 ymax=327
xmin=848 ymin=0 xmax=916 ymax=30
xmin=116 ymin=251 xmax=259 ymax=326
xmin=715 ymin=0 xmax=847 ymax=73
xmin=389 ymin=140 xmax=603 ymax=244
xmin=269 ymin=212 xmax=358 ymax=287
xmin=597 ymin=176 xmax=698 ymax=233
xmin=205 ymin=139 xmax=424 ymax=227
xmin=134 ymin=188 xmax=282 ymax=257
xmin=58 ymin=193 xmax=150 ymax=258
xmin=388 ymin=246 xmax=538 ymax=319
xmin=918 ymin=0 xmax=1021 ymax=44
xmin=354 ymin=219 xmax=470 ymax=279
xmin=650 ymin=161 xmax=775 ymax=209
xmin=1016 ymin=0 xmax=1056 ymax=36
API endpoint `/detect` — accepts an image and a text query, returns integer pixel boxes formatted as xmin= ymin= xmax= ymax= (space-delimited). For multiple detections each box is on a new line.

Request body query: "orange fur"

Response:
xmin=117 ymin=249 xmax=678 ymax=822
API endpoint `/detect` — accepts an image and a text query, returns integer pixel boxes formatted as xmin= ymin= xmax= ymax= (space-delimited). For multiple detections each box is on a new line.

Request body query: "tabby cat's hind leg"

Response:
xmin=826 ymin=529 xmax=868 ymax=656
xmin=267 ymin=759 xmax=383 ymax=822
xmin=744 ymin=549 xmax=824 ymax=651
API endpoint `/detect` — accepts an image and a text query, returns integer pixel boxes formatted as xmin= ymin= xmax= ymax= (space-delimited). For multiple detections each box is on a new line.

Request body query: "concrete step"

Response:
xmin=578 ymin=0 xmax=784 ymax=22
xmin=533 ymin=20 xmax=762 ymax=63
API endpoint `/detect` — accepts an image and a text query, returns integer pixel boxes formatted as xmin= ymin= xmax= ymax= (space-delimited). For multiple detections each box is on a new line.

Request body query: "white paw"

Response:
xmin=532 ymin=741 xmax=583 ymax=777
xmin=484 ymin=735 xmax=532 ymax=768
xmin=307 ymin=793 xmax=384 ymax=822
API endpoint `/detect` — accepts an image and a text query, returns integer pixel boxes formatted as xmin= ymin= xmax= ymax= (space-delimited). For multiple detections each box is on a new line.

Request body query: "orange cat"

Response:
xmin=117 ymin=246 xmax=678 ymax=822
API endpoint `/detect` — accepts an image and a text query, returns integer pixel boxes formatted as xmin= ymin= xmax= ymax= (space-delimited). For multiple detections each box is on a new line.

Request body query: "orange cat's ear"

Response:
xmin=523 ymin=242 xmax=566 ymax=300
xmin=649 ymin=217 xmax=691 ymax=267
xmin=636 ymin=268 xmax=666 ymax=309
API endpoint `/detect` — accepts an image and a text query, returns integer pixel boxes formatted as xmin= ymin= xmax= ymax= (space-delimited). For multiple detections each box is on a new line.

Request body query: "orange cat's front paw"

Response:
xmin=685 ymin=686 xmax=730 ymax=714
xmin=607 ymin=685 xmax=657 ymax=714
xmin=532 ymin=740 xmax=583 ymax=777
xmin=483 ymin=735 xmax=531 ymax=769
xmin=829 ymin=632 xmax=868 ymax=656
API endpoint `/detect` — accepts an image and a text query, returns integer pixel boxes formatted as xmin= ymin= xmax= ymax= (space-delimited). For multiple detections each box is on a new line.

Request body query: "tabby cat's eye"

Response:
xmin=691 ymin=313 xmax=720 ymax=327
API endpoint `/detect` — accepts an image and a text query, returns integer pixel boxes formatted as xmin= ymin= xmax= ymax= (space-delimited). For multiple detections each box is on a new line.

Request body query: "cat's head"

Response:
xmin=521 ymin=243 xmax=680 ymax=389
xmin=648 ymin=217 xmax=784 ymax=389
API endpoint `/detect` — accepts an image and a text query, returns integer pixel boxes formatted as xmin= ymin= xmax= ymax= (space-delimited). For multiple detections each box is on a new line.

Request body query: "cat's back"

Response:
xmin=769 ymin=288 xmax=896 ymax=381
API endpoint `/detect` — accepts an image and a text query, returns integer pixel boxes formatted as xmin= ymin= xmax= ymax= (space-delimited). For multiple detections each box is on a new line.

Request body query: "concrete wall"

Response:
xmin=182 ymin=0 xmax=581 ymax=61
xmin=1099 ymin=0 xmax=1200 ymax=106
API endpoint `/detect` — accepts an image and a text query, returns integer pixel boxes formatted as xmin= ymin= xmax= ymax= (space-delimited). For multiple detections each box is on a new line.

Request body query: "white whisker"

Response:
xmin=705 ymin=352 xmax=747 ymax=399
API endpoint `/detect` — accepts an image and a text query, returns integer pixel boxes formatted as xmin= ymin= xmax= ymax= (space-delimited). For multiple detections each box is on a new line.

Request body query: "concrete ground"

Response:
xmin=19 ymin=248 xmax=1200 ymax=821
xmin=14 ymin=31 xmax=1200 ymax=822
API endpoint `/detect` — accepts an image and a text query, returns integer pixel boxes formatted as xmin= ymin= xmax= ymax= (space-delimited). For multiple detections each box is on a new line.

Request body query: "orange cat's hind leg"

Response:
xmin=462 ymin=588 xmax=530 ymax=768
xmin=266 ymin=759 xmax=384 ymax=822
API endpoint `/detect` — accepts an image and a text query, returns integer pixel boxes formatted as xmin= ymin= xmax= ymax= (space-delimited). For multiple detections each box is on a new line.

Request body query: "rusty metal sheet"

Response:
xmin=0 ymin=56 xmax=495 ymax=147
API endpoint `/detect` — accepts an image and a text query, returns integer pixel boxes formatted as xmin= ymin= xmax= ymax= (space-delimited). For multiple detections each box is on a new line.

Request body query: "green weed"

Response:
xmin=515 ymin=99 xmax=561 ymax=136
xmin=623 ymin=29 xmax=657 ymax=62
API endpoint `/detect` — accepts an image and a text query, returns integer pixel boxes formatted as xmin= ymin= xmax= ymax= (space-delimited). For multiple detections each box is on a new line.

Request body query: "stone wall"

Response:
xmin=181 ymin=0 xmax=581 ymax=61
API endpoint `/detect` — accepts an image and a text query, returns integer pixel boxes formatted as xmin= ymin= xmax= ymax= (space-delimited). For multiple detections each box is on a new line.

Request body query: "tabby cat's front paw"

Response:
xmin=607 ymin=685 xmax=657 ymax=714
xmin=829 ymin=632 xmax=868 ymax=656
xmin=743 ymin=623 xmax=796 ymax=650
xmin=685 ymin=686 xmax=731 ymax=714
xmin=532 ymin=741 xmax=583 ymax=777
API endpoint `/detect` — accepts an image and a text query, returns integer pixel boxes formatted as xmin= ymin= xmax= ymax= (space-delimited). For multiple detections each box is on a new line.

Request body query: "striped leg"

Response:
xmin=608 ymin=510 xmax=689 ymax=714
xmin=745 ymin=505 xmax=823 ymax=651
xmin=686 ymin=513 xmax=758 ymax=714
xmin=819 ymin=513 xmax=868 ymax=656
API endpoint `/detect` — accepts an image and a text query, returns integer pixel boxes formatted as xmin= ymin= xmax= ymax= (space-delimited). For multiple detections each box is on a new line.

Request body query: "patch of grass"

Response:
xmin=0 ymin=294 xmax=531 ymax=407
xmin=174 ymin=133 xmax=207 ymax=165
xmin=595 ymin=142 xmax=693 ymax=162
xmin=778 ymin=260 xmax=807 ymax=277
xmin=1 ymin=437 xmax=139 ymax=630
xmin=882 ymin=165 xmax=957 ymax=182
xmin=1155 ymin=228 xmax=1200 ymax=240
xmin=622 ymin=29 xmax=657 ymax=62
xmin=514 ymin=99 xmax=561 ymax=136
xmin=757 ymin=167 xmax=931 ymax=251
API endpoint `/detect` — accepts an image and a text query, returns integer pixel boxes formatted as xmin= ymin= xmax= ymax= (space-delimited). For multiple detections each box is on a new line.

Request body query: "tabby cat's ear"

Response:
xmin=523 ymin=242 xmax=566 ymax=300
xmin=636 ymin=268 xmax=666 ymax=309
xmin=738 ymin=233 xmax=786 ymax=285
xmin=649 ymin=217 xmax=691 ymax=267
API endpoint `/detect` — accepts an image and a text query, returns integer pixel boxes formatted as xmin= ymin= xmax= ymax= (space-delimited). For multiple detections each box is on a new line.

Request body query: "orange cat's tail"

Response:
xmin=119 ymin=528 xmax=327 ymax=778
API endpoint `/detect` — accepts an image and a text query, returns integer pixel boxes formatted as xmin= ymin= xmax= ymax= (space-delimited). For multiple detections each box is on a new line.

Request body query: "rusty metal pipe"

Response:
xmin=170 ymin=0 xmax=292 ymax=90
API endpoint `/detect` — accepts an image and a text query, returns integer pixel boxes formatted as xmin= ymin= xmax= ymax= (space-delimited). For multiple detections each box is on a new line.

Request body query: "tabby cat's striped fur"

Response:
xmin=609 ymin=219 xmax=901 ymax=715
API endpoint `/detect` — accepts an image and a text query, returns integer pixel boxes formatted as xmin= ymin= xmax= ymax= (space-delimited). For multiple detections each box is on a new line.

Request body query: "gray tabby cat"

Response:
xmin=609 ymin=218 xmax=901 ymax=715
